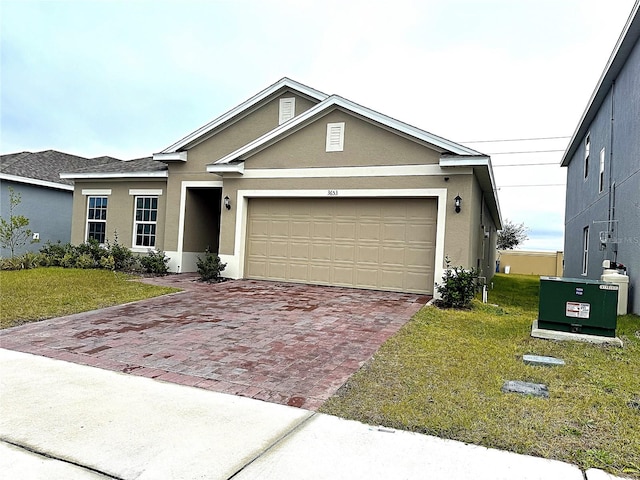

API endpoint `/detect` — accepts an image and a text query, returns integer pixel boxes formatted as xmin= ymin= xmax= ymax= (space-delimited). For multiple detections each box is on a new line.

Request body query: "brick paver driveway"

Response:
xmin=0 ymin=275 xmax=429 ymax=410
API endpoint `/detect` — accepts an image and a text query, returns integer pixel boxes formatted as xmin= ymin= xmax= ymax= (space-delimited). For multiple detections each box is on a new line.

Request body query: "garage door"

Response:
xmin=245 ymin=197 xmax=437 ymax=294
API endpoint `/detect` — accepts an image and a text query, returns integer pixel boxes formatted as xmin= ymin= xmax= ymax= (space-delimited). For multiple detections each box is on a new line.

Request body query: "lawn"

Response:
xmin=0 ymin=267 xmax=179 ymax=329
xmin=320 ymin=274 xmax=640 ymax=478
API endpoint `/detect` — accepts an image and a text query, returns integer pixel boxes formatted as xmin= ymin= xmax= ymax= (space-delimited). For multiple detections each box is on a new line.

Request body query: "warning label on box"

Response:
xmin=566 ymin=302 xmax=590 ymax=319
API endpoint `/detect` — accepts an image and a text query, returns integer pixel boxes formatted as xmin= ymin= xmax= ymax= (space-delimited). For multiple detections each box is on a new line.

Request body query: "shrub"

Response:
xmin=40 ymin=241 xmax=73 ymax=267
xmin=0 ymin=256 xmax=24 ymax=270
xmin=99 ymin=255 xmax=116 ymax=270
xmin=74 ymin=253 xmax=96 ymax=269
xmin=196 ymin=248 xmax=226 ymax=282
xmin=435 ymin=256 xmax=478 ymax=309
xmin=140 ymin=249 xmax=170 ymax=275
xmin=105 ymin=233 xmax=138 ymax=272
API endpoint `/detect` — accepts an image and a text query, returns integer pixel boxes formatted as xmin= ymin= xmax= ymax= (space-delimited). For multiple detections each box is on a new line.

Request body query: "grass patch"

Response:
xmin=0 ymin=267 xmax=179 ymax=329
xmin=320 ymin=274 xmax=640 ymax=478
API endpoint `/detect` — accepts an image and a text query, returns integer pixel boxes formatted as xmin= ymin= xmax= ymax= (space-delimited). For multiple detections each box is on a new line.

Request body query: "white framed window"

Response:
xmin=599 ymin=148 xmax=605 ymax=193
xmin=133 ymin=196 xmax=158 ymax=248
xmin=326 ymin=122 xmax=345 ymax=152
xmin=582 ymin=226 xmax=589 ymax=275
xmin=86 ymin=196 xmax=108 ymax=244
xmin=279 ymin=97 xmax=295 ymax=124
xmin=584 ymin=133 xmax=590 ymax=179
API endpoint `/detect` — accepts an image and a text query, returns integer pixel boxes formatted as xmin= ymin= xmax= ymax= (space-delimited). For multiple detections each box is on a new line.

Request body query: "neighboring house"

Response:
xmin=0 ymin=150 xmax=119 ymax=256
xmin=561 ymin=1 xmax=640 ymax=314
xmin=62 ymin=78 xmax=502 ymax=295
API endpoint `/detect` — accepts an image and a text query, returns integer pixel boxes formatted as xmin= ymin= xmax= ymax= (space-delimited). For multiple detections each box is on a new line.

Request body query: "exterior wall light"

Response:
xmin=454 ymin=195 xmax=462 ymax=213
xmin=224 ymin=196 xmax=231 ymax=210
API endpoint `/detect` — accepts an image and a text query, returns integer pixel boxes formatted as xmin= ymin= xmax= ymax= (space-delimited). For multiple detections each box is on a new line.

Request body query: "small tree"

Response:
xmin=0 ymin=187 xmax=38 ymax=257
xmin=497 ymin=219 xmax=528 ymax=250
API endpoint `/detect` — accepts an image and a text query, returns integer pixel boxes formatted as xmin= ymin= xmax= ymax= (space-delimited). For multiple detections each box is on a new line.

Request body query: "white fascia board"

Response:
xmin=153 ymin=152 xmax=187 ymax=162
xmin=241 ymin=165 xmax=472 ymax=179
xmin=215 ymin=95 xmax=484 ymax=165
xmin=160 ymin=78 xmax=329 ymax=154
xmin=206 ymin=163 xmax=245 ymax=174
xmin=439 ymin=155 xmax=490 ymax=167
xmin=0 ymin=173 xmax=74 ymax=191
xmin=59 ymin=171 xmax=169 ymax=180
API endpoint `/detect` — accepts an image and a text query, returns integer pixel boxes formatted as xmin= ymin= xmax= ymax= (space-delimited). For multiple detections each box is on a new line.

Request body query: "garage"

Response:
xmin=245 ymin=197 xmax=437 ymax=294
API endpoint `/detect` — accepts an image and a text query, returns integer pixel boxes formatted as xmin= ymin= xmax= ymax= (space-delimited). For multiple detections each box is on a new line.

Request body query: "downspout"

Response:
xmin=608 ymin=81 xmax=616 ymax=259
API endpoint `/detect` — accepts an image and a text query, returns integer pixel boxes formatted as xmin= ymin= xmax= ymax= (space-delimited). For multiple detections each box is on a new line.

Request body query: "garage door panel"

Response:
xmin=246 ymin=198 xmax=436 ymax=294
xmin=311 ymin=244 xmax=332 ymax=261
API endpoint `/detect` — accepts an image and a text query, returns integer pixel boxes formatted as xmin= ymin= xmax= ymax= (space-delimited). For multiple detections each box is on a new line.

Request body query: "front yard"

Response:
xmin=0 ymin=267 xmax=179 ymax=329
xmin=320 ymin=274 xmax=640 ymax=478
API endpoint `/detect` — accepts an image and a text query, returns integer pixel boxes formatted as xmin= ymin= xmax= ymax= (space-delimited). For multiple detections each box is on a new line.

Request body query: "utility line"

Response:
xmin=461 ymin=135 xmax=571 ymax=143
xmin=493 ymin=162 xmax=559 ymax=167
xmin=497 ymin=184 xmax=565 ymax=188
xmin=488 ymin=149 xmax=566 ymax=155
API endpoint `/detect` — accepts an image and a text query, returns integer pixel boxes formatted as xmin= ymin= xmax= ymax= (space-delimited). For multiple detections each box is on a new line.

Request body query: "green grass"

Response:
xmin=320 ymin=274 xmax=640 ymax=478
xmin=0 ymin=267 xmax=179 ymax=329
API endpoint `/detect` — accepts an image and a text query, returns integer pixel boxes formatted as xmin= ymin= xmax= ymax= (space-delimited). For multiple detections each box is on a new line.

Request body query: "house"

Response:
xmin=0 ymin=150 xmax=120 ymax=256
xmin=61 ymin=78 xmax=502 ymax=295
xmin=561 ymin=2 xmax=640 ymax=314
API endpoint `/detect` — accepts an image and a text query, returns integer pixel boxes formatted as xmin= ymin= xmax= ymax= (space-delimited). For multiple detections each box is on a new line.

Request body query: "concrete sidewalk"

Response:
xmin=0 ymin=349 xmax=626 ymax=480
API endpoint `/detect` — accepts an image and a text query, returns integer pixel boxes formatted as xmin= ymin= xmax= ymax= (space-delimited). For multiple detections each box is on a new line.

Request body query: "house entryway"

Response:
xmin=183 ymin=187 xmax=222 ymax=254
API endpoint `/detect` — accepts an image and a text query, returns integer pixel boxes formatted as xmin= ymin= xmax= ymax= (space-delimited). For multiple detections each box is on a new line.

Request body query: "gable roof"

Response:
xmin=155 ymin=77 xmax=329 ymax=157
xmin=209 ymin=94 xmax=485 ymax=166
xmin=0 ymin=150 xmax=119 ymax=190
xmin=561 ymin=1 xmax=640 ymax=166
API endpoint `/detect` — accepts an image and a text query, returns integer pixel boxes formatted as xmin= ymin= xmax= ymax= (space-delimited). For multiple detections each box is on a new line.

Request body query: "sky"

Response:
xmin=1 ymin=0 xmax=637 ymax=251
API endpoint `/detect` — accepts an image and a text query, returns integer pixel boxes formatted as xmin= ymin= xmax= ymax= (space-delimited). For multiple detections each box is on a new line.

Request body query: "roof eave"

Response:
xmin=0 ymin=173 xmax=74 ymax=191
xmin=59 ymin=171 xmax=169 ymax=180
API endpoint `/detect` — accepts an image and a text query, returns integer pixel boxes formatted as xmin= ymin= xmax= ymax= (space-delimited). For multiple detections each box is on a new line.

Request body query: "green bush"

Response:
xmin=196 ymin=248 xmax=226 ymax=282
xmin=435 ymin=256 xmax=478 ymax=309
xmin=140 ymin=249 xmax=170 ymax=275
xmin=104 ymin=233 xmax=138 ymax=271
xmin=39 ymin=241 xmax=72 ymax=266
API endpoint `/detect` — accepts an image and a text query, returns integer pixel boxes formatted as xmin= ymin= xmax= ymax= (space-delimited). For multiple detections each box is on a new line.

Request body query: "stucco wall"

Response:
xmin=498 ymin=250 xmax=564 ymax=276
xmin=0 ymin=180 xmax=72 ymax=256
xmin=70 ymin=180 xmax=167 ymax=250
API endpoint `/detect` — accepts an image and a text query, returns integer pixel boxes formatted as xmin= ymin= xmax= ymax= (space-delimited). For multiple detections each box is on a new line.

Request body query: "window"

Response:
xmin=584 ymin=133 xmax=590 ymax=179
xmin=86 ymin=196 xmax=108 ymax=243
xmin=582 ymin=226 xmax=589 ymax=275
xmin=134 ymin=196 xmax=158 ymax=247
xmin=599 ymin=148 xmax=605 ymax=192
xmin=326 ymin=122 xmax=345 ymax=152
xmin=279 ymin=97 xmax=295 ymax=124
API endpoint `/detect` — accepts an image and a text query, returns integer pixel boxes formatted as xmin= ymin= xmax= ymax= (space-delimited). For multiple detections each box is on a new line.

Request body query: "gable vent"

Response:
xmin=279 ymin=97 xmax=295 ymax=124
xmin=326 ymin=122 xmax=345 ymax=152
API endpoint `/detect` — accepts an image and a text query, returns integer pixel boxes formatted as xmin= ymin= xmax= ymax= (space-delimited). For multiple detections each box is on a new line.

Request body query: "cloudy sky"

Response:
xmin=1 ymin=0 xmax=636 ymax=251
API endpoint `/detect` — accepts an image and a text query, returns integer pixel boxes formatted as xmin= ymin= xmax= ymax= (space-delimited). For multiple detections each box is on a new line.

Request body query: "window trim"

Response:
xmin=599 ymin=147 xmax=605 ymax=193
xmin=85 ymin=196 xmax=108 ymax=244
xmin=582 ymin=226 xmax=589 ymax=275
xmin=326 ymin=122 xmax=345 ymax=152
xmin=279 ymin=97 xmax=296 ymax=125
xmin=132 ymin=195 xmax=159 ymax=249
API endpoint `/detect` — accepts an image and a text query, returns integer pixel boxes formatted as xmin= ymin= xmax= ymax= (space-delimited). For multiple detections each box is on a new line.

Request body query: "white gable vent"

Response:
xmin=279 ymin=97 xmax=295 ymax=124
xmin=326 ymin=122 xmax=345 ymax=152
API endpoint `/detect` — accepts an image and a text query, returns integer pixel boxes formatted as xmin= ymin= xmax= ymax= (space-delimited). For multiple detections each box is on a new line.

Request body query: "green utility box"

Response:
xmin=538 ymin=277 xmax=619 ymax=337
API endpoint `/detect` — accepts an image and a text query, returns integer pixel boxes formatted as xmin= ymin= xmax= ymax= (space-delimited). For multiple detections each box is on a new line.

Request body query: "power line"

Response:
xmin=493 ymin=162 xmax=559 ymax=167
xmin=497 ymin=184 xmax=565 ymax=188
xmin=461 ymin=135 xmax=571 ymax=143
xmin=488 ymin=149 xmax=566 ymax=155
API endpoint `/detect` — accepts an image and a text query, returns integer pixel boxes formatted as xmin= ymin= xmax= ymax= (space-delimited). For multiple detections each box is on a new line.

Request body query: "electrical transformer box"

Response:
xmin=537 ymin=277 xmax=618 ymax=338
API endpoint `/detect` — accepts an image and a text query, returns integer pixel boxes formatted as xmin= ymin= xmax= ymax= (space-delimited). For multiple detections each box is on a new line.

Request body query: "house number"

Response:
xmin=328 ymin=189 xmax=339 ymax=196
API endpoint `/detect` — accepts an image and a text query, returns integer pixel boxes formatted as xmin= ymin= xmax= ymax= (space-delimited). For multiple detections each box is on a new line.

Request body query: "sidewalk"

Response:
xmin=0 ymin=349 xmax=626 ymax=480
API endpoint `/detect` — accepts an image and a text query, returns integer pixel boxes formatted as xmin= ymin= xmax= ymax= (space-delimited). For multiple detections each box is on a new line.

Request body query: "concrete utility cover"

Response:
xmin=502 ymin=380 xmax=549 ymax=398
xmin=523 ymin=355 xmax=565 ymax=367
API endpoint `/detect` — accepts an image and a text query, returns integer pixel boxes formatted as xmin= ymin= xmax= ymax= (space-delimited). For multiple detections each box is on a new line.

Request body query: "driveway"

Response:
xmin=0 ymin=275 xmax=429 ymax=410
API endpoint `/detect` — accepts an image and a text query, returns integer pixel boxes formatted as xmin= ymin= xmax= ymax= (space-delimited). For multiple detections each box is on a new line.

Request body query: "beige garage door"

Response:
xmin=245 ymin=197 xmax=437 ymax=294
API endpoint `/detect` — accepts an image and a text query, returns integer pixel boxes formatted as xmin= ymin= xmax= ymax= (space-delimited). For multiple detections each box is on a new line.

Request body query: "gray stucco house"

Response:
xmin=0 ymin=150 xmax=120 ymax=256
xmin=561 ymin=1 xmax=640 ymax=314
